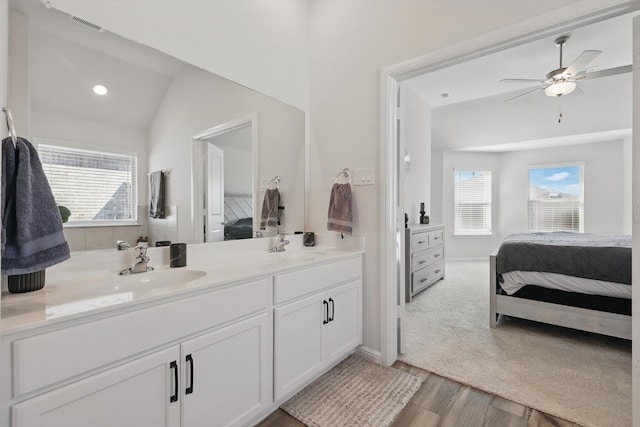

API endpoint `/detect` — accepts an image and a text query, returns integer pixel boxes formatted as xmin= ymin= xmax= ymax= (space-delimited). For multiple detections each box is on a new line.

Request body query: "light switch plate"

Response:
xmin=353 ymin=168 xmax=374 ymax=186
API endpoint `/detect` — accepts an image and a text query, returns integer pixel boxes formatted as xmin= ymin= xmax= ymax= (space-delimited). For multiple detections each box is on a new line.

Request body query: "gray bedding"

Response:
xmin=496 ymin=232 xmax=631 ymax=285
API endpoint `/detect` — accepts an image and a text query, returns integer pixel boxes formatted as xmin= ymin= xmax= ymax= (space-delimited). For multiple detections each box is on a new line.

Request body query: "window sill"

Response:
xmin=453 ymin=233 xmax=495 ymax=238
xmin=63 ymin=222 xmax=142 ymax=228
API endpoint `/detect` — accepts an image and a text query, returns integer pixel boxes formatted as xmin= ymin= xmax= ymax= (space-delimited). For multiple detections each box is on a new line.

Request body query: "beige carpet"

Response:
xmin=399 ymin=260 xmax=632 ymax=427
xmin=281 ymin=354 xmax=422 ymax=427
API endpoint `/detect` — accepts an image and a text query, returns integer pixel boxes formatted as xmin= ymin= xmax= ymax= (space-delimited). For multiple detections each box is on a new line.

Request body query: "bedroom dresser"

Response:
xmin=405 ymin=224 xmax=445 ymax=302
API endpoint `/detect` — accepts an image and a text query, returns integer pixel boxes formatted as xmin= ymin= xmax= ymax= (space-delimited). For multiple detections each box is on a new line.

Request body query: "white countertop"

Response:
xmin=1 ymin=234 xmax=364 ymax=335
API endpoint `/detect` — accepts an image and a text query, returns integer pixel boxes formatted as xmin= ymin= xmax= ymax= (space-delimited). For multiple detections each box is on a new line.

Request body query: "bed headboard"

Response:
xmin=224 ymin=194 xmax=253 ymax=224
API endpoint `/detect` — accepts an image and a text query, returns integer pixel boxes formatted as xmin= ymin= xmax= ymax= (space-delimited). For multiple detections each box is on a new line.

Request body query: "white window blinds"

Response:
xmin=454 ymin=170 xmax=491 ymax=235
xmin=37 ymin=144 xmax=137 ymax=223
xmin=528 ymin=165 xmax=583 ymax=233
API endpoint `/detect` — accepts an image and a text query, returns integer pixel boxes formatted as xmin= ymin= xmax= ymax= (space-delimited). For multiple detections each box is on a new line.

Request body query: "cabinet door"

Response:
xmin=274 ymin=293 xmax=325 ymax=400
xmin=12 ymin=346 xmax=180 ymax=427
xmin=324 ymin=280 xmax=362 ymax=363
xmin=181 ymin=313 xmax=272 ymax=427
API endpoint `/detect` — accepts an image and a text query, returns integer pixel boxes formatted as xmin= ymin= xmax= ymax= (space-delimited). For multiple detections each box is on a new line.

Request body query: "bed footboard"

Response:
xmin=489 ymin=252 xmax=498 ymax=328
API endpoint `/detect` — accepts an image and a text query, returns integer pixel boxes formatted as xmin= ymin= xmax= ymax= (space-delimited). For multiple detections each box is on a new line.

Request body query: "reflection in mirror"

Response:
xmin=8 ymin=0 xmax=305 ymax=252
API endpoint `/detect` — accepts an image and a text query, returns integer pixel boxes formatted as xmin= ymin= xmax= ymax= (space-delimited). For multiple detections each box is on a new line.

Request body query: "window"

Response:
xmin=528 ymin=164 xmax=583 ymax=233
xmin=37 ymin=143 xmax=137 ymax=224
xmin=454 ymin=169 xmax=492 ymax=235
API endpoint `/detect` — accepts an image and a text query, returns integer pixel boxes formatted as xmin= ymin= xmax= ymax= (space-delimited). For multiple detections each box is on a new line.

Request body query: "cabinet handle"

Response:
xmin=323 ymin=300 xmax=329 ymax=324
xmin=328 ymin=298 xmax=335 ymax=322
xmin=420 ymin=278 xmax=428 ymax=283
xmin=418 ymin=240 xmax=426 ymax=244
xmin=186 ymin=354 xmax=194 ymax=395
xmin=434 ymin=269 xmax=441 ymax=274
xmin=170 ymin=361 xmax=179 ymax=403
xmin=418 ymin=260 xmax=426 ymax=264
xmin=434 ymin=254 xmax=441 ymax=258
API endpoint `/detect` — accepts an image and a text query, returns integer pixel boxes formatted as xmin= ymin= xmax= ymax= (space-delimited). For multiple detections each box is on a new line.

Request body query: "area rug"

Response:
xmin=281 ymin=354 xmax=422 ymax=427
xmin=399 ymin=260 xmax=632 ymax=427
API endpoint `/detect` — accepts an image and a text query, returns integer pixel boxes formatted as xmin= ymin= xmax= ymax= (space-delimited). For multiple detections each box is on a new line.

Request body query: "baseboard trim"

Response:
xmin=355 ymin=346 xmax=383 ymax=364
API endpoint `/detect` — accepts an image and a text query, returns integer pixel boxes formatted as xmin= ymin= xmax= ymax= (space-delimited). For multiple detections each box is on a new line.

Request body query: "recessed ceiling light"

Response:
xmin=93 ymin=84 xmax=108 ymax=96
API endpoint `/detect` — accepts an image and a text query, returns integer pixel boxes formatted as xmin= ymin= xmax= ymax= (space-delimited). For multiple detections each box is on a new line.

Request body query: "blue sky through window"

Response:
xmin=530 ymin=166 xmax=581 ymax=196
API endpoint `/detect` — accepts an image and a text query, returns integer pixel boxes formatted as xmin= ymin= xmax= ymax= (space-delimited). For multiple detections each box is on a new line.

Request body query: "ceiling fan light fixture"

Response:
xmin=544 ymin=80 xmax=576 ymax=97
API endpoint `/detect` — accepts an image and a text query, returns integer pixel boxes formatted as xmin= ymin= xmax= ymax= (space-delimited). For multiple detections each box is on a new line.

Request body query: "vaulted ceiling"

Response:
xmin=405 ymin=11 xmax=637 ymax=152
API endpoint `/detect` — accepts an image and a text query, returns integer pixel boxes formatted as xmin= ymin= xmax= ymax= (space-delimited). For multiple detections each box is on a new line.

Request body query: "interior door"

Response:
xmin=206 ymin=143 xmax=225 ymax=242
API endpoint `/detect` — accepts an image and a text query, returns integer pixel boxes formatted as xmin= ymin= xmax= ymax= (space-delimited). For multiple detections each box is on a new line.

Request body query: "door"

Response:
xmin=12 ymin=346 xmax=180 ymax=427
xmin=206 ymin=143 xmax=225 ymax=242
xmin=181 ymin=314 xmax=272 ymax=427
xmin=273 ymin=293 xmax=325 ymax=400
xmin=324 ymin=280 xmax=362 ymax=363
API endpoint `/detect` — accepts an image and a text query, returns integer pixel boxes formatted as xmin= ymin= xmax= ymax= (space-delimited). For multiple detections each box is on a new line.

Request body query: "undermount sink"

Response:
xmin=97 ymin=269 xmax=207 ymax=293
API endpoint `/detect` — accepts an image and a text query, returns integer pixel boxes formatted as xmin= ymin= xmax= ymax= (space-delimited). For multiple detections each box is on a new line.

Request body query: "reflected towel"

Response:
xmin=327 ymin=183 xmax=352 ymax=234
xmin=260 ymin=188 xmax=280 ymax=229
xmin=1 ymin=137 xmax=70 ymax=275
xmin=149 ymin=171 xmax=165 ymax=219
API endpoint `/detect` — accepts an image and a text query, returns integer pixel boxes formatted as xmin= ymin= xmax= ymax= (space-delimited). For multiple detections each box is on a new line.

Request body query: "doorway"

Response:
xmin=380 ymin=1 xmax=639 ymax=367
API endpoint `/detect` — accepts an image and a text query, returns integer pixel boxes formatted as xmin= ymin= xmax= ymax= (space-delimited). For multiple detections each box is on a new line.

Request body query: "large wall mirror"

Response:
xmin=8 ymin=0 xmax=305 ymax=251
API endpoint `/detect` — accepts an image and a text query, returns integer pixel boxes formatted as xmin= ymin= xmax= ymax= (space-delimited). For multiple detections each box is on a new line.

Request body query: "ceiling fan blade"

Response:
xmin=563 ymin=50 xmax=601 ymax=77
xmin=577 ymin=64 xmax=632 ymax=80
xmin=504 ymin=85 xmax=547 ymax=102
xmin=500 ymin=78 xmax=545 ymax=83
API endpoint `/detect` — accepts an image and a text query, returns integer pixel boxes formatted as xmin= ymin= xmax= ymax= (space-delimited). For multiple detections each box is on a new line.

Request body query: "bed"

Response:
xmin=224 ymin=194 xmax=254 ymax=240
xmin=489 ymin=232 xmax=632 ymax=339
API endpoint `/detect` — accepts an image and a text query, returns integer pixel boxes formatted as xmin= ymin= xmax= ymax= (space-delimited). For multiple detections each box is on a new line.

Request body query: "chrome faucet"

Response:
xmin=269 ymin=233 xmax=290 ymax=253
xmin=119 ymin=245 xmax=154 ymax=275
xmin=116 ymin=240 xmax=130 ymax=251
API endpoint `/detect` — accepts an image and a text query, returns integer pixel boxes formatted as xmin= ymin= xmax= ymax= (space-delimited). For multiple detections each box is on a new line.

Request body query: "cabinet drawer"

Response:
xmin=412 ymin=232 xmax=430 ymax=252
xmin=274 ymin=257 xmax=362 ymax=305
xmin=428 ymin=229 xmax=443 ymax=247
xmin=12 ymin=278 xmax=270 ymax=397
xmin=412 ymin=246 xmax=443 ymax=272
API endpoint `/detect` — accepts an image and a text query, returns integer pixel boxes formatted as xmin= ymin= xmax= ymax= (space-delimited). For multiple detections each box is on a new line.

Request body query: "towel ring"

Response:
xmin=335 ymin=168 xmax=351 ymax=184
xmin=2 ymin=107 xmax=18 ymax=147
xmin=267 ymin=176 xmax=280 ymax=189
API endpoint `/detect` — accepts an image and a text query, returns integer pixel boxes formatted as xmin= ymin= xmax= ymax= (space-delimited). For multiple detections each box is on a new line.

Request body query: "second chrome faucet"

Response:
xmin=119 ymin=245 xmax=154 ymax=275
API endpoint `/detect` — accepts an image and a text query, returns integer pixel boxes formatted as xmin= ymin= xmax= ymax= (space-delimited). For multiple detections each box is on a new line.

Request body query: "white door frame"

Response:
xmin=191 ymin=114 xmax=258 ymax=243
xmin=379 ymin=1 xmax=640 ymax=366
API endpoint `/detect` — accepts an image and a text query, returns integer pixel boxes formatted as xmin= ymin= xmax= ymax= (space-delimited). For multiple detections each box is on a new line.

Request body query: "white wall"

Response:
xmin=221 ymin=147 xmax=253 ymax=195
xmin=148 ymin=66 xmax=305 ymax=243
xmin=401 ymin=85 xmax=431 ymax=225
xmin=48 ymin=0 xmax=310 ymax=110
xmin=308 ymin=0 xmax=577 ymax=355
xmin=440 ymin=139 xmax=630 ymax=259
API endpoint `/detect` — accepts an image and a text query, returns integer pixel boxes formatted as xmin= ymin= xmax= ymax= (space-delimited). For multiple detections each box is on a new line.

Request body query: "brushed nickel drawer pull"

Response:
xmin=420 ymin=278 xmax=428 ymax=283
xmin=418 ymin=260 xmax=427 ymax=264
xmin=418 ymin=240 xmax=426 ymax=244
xmin=434 ymin=269 xmax=441 ymax=274
xmin=434 ymin=254 xmax=441 ymax=258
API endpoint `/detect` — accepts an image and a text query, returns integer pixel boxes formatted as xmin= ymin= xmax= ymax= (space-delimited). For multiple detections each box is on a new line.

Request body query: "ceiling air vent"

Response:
xmin=69 ymin=15 xmax=104 ymax=32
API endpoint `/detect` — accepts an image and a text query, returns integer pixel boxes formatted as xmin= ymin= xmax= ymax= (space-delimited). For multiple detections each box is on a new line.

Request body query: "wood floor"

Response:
xmin=257 ymin=362 xmax=579 ymax=427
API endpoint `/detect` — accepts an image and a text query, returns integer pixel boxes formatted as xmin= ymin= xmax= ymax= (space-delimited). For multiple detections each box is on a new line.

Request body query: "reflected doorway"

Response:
xmin=192 ymin=116 xmax=257 ymax=243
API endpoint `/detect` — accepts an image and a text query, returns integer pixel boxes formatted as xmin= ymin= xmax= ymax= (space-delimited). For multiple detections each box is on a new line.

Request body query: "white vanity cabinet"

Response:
xmin=273 ymin=256 xmax=362 ymax=400
xmin=12 ymin=346 xmax=181 ymax=427
xmin=2 ymin=277 xmax=272 ymax=427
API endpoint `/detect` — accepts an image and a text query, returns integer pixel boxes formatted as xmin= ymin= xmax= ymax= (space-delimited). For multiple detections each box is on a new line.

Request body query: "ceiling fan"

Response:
xmin=501 ymin=35 xmax=632 ymax=102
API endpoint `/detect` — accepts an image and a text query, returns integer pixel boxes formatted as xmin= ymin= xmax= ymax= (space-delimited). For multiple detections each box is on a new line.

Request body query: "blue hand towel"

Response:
xmin=1 ymin=137 xmax=70 ymax=275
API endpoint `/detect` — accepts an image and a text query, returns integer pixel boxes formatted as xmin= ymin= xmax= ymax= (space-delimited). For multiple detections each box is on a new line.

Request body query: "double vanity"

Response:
xmin=0 ymin=235 xmax=364 ymax=426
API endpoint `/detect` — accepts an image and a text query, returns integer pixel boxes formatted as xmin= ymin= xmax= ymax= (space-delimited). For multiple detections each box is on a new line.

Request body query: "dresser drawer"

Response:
xmin=428 ymin=229 xmax=444 ymax=247
xmin=412 ymin=232 xmax=430 ymax=252
xmin=411 ymin=260 xmax=444 ymax=295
